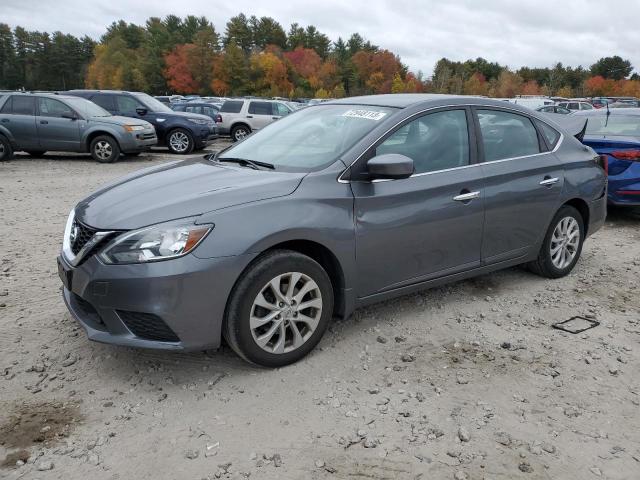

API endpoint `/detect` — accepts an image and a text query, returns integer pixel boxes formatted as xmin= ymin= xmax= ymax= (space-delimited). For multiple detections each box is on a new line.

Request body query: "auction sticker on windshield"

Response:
xmin=342 ymin=109 xmax=387 ymax=121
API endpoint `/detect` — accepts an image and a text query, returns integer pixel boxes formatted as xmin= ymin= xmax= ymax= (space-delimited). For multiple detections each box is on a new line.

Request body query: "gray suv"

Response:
xmin=58 ymin=94 xmax=607 ymax=367
xmin=217 ymin=99 xmax=293 ymax=141
xmin=0 ymin=93 xmax=157 ymax=163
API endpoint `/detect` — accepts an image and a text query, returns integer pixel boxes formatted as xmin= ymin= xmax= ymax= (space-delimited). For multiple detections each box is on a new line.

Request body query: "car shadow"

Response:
xmin=606 ymin=205 xmax=640 ymax=226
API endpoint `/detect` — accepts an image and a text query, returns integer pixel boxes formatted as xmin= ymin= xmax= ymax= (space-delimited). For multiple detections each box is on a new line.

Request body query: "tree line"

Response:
xmin=0 ymin=14 xmax=638 ymax=99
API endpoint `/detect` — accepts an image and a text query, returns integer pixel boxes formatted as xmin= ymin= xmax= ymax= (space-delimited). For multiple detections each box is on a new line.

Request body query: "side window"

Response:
xmin=91 ymin=95 xmax=115 ymax=111
xmin=38 ymin=98 xmax=74 ymax=118
xmin=12 ymin=96 xmax=36 ymax=115
xmin=220 ymin=100 xmax=243 ymax=113
xmin=185 ymin=105 xmax=202 ymax=114
xmin=477 ymin=109 xmax=541 ymax=162
xmin=274 ymin=103 xmax=290 ymax=116
xmin=203 ymin=106 xmax=218 ymax=117
xmin=172 ymin=104 xmax=185 ymax=112
xmin=568 ymin=103 xmax=579 ymax=110
xmin=0 ymin=96 xmax=12 ymax=113
xmin=115 ymin=95 xmax=142 ymax=114
xmin=248 ymin=101 xmax=273 ymax=115
xmin=376 ymin=109 xmax=470 ymax=174
xmin=581 ymin=103 xmax=593 ymax=110
xmin=535 ymin=120 xmax=561 ymax=149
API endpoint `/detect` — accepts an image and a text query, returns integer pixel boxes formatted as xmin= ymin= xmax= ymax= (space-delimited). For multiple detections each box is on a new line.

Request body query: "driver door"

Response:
xmin=350 ymin=108 xmax=486 ymax=297
xmin=36 ymin=97 xmax=81 ymax=151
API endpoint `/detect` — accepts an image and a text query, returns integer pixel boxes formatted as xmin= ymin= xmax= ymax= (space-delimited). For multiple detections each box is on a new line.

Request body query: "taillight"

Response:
xmin=610 ymin=149 xmax=640 ymax=161
xmin=596 ymin=154 xmax=608 ymax=174
xmin=215 ymin=114 xmax=222 ymax=123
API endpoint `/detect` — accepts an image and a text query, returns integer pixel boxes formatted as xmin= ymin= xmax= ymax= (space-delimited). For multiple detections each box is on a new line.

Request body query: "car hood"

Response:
xmin=88 ymin=115 xmax=153 ymax=128
xmin=75 ymin=159 xmax=305 ymax=230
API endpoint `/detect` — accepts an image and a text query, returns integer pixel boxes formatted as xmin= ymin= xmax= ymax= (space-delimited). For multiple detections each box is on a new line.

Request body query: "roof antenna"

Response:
xmin=605 ymin=100 xmax=610 ymax=127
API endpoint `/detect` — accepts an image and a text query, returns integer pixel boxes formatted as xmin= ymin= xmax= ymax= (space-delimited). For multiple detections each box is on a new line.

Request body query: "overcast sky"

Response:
xmin=3 ymin=0 xmax=640 ymax=76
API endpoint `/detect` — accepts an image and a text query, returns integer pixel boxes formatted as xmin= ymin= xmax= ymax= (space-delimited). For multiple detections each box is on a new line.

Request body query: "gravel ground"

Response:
xmin=1 ymin=145 xmax=640 ymax=480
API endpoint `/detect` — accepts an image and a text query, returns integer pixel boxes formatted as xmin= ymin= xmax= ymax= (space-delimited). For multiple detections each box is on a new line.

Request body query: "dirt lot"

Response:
xmin=1 ymin=146 xmax=639 ymax=480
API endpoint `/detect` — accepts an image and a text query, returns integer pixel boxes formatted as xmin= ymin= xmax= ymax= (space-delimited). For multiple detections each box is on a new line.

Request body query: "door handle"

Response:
xmin=453 ymin=191 xmax=480 ymax=202
xmin=246 ymin=115 xmax=253 ymax=118
xmin=40 ymin=120 xmax=48 ymax=125
xmin=539 ymin=177 xmax=559 ymax=187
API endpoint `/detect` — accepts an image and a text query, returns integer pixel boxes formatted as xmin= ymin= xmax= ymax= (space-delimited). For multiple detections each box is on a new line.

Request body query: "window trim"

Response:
xmin=337 ymin=103 xmax=564 ymax=184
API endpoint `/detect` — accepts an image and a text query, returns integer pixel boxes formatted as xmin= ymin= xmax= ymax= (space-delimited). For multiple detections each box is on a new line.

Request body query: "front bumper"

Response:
xmin=194 ymin=126 xmax=218 ymax=147
xmin=58 ymin=251 xmax=254 ymax=351
xmin=120 ymin=131 xmax=158 ymax=153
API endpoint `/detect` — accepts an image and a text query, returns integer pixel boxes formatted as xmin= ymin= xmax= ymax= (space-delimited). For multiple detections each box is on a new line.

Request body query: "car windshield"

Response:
xmin=133 ymin=92 xmax=173 ymax=113
xmin=217 ymin=104 xmax=396 ymax=172
xmin=585 ymin=115 xmax=640 ymax=136
xmin=65 ymin=97 xmax=111 ymax=117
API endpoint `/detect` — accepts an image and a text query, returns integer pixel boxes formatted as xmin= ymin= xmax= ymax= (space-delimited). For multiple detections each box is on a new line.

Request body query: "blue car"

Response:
xmin=574 ymin=108 xmax=640 ymax=206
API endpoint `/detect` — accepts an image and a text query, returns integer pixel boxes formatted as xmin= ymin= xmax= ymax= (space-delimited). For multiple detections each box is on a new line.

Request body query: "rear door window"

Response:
xmin=185 ymin=105 xmax=203 ymax=114
xmin=91 ymin=94 xmax=115 ymax=111
xmin=202 ymin=106 xmax=218 ymax=117
xmin=0 ymin=96 xmax=12 ymax=113
xmin=248 ymin=101 xmax=273 ymax=116
xmin=12 ymin=96 xmax=36 ymax=115
xmin=477 ymin=109 xmax=541 ymax=161
xmin=220 ymin=100 xmax=243 ymax=113
xmin=568 ymin=103 xmax=579 ymax=110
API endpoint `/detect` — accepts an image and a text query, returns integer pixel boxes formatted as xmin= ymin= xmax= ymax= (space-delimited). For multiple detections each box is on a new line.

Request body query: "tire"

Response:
xmin=0 ymin=135 xmax=13 ymax=161
xmin=167 ymin=128 xmax=194 ymax=154
xmin=90 ymin=135 xmax=120 ymax=163
xmin=224 ymin=250 xmax=334 ymax=367
xmin=231 ymin=124 xmax=250 ymax=142
xmin=528 ymin=205 xmax=585 ymax=279
xmin=24 ymin=150 xmax=46 ymax=157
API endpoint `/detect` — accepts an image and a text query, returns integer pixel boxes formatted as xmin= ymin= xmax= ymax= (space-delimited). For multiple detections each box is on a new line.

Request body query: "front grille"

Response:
xmin=117 ymin=310 xmax=180 ymax=343
xmin=70 ymin=293 xmax=107 ymax=330
xmin=71 ymin=221 xmax=97 ymax=255
xmin=141 ymin=133 xmax=156 ymax=140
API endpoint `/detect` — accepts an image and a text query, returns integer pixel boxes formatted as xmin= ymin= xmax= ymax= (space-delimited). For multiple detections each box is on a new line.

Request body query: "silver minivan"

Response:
xmin=216 ymin=99 xmax=293 ymax=141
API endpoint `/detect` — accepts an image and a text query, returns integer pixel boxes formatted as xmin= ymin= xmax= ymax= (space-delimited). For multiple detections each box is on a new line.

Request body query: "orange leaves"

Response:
xmin=352 ymin=49 xmax=405 ymax=94
xmin=164 ymin=44 xmax=200 ymax=93
xmin=249 ymin=50 xmax=292 ymax=96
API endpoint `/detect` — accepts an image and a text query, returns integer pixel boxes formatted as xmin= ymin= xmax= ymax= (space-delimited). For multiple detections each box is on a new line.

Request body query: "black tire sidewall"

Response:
xmin=90 ymin=135 xmax=120 ymax=163
xmin=540 ymin=206 xmax=585 ymax=278
xmin=167 ymin=128 xmax=194 ymax=154
xmin=0 ymin=135 xmax=13 ymax=161
xmin=225 ymin=251 xmax=333 ymax=367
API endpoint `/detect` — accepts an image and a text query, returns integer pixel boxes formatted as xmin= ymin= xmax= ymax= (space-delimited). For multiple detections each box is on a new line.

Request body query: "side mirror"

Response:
xmin=367 ymin=153 xmax=414 ymax=180
xmin=61 ymin=112 xmax=78 ymax=120
xmin=136 ymin=107 xmax=148 ymax=116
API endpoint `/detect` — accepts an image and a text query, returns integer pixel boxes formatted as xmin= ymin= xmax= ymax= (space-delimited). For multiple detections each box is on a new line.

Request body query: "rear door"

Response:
xmin=0 ymin=96 xmax=38 ymax=149
xmin=36 ymin=97 xmax=81 ymax=151
xmin=351 ymin=107 xmax=485 ymax=297
xmin=247 ymin=101 xmax=275 ymax=130
xmin=474 ymin=108 xmax=564 ymax=264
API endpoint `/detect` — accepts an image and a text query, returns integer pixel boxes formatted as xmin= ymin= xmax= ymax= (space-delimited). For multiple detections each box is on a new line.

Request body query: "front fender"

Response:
xmin=0 ymin=125 xmax=16 ymax=146
xmin=81 ymin=125 xmax=124 ymax=151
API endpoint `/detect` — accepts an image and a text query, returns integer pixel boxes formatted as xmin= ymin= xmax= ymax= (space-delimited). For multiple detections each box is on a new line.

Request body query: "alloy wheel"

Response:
xmin=249 ymin=272 xmax=323 ymax=354
xmin=550 ymin=216 xmax=580 ymax=269
xmin=94 ymin=141 xmax=112 ymax=161
xmin=169 ymin=131 xmax=190 ymax=153
xmin=234 ymin=128 xmax=248 ymax=141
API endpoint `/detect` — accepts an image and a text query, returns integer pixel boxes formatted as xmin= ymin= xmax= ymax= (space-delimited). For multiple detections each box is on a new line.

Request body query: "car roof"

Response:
xmin=7 ymin=92 xmax=81 ymax=101
xmin=325 ymin=93 xmax=532 ymax=110
xmin=573 ymin=108 xmax=640 ymax=116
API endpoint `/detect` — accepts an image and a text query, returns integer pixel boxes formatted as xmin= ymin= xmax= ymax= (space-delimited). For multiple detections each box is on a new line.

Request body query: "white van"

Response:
xmin=506 ymin=96 xmax=555 ymax=110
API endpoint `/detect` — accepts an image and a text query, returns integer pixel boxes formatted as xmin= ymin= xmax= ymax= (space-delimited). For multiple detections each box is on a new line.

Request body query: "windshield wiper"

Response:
xmin=217 ymin=157 xmax=275 ymax=170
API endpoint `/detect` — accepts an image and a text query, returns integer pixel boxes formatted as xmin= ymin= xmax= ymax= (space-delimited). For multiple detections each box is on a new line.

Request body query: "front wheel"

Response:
xmin=90 ymin=135 xmax=120 ymax=163
xmin=528 ymin=205 xmax=584 ymax=278
xmin=167 ymin=128 xmax=194 ymax=154
xmin=224 ymin=250 xmax=334 ymax=367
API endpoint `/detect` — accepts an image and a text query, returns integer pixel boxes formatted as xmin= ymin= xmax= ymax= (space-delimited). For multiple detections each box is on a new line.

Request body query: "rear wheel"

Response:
xmin=231 ymin=124 xmax=250 ymax=142
xmin=224 ymin=250 xmax=333 ymax=367
xmin=90 ymin=135 xmax=120 ymax=163
xmin=528 ymin=205 xmax=584 ymax=278
xmin=24 ymin=150 xmax=46 ymax=157
xmin=0 ymin=135 xmax=13 ymax=161
xmin=167 ymin=128 xmax=194 ymax=154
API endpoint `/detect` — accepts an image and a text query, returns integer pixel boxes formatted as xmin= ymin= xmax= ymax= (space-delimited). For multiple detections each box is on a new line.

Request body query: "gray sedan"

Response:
xmin=58 ymin=94 xmax=607 ymax=367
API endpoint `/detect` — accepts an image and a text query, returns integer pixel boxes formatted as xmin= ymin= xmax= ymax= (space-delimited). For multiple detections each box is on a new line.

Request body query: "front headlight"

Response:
xmin=124 ymin=124 xmax=146 ymax=132
xmin=187 ymin=117 xmax=209 ymax=125
xmin=99 ymin=220 xmax=213 ymax=264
